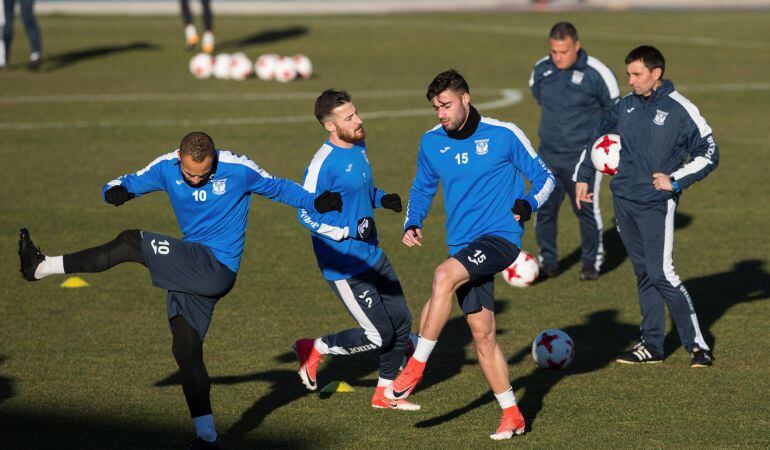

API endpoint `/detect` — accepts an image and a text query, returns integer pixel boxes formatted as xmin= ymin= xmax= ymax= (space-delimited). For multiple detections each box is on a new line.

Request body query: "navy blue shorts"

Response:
xmin=141 ymin=231 xmax=236 ymax=339
xmin=452 ymin=235 xmax=520 ymax=314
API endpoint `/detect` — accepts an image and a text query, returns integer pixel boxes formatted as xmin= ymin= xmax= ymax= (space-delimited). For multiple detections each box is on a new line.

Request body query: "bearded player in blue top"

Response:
xmin=18 ymin=131 xmax=343 ymax=450
xmin=385 ymin=70 xmax=555 ymax=440
xmin=292 ymin=90 xmax=419 ymax=411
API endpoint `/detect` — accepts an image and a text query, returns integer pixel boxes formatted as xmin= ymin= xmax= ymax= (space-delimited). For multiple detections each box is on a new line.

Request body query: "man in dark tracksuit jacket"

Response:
xmin=530 ymin=22 xmax=619 ymax=280
xmin=575 ymin=46 xmax=718 ymax=367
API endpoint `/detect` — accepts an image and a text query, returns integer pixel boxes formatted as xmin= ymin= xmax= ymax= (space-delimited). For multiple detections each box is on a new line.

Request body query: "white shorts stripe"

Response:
xmin=333 ymin=279 xmax=383 ymax=348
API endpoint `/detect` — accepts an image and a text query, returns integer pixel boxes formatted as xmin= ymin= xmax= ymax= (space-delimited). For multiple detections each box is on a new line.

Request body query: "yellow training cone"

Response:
xmin=320 ymin=381 xmax=355 ymax=393
xmin=60 ymin=276 xmax=89 ymax=288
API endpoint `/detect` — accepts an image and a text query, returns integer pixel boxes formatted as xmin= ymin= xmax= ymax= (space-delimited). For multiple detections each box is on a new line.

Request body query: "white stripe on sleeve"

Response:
xmin=669 ymin=91 xmax=712 ymax=138
xmin=302 ymin=144 xmax=333 ymax=193
xmin=587 ymin=56 xmax=620 ymax=100
xmin=218 ymin=149 xmax=274 ymax=179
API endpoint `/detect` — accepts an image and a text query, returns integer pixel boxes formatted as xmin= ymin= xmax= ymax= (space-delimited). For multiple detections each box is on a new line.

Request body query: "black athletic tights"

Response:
xmin=62 ymin=230 xmax=145 ymax=273
xmin=180 ymin=0 xmax=213 ymax=31
xmin=172 ymin=316 xmax=212 ymax=417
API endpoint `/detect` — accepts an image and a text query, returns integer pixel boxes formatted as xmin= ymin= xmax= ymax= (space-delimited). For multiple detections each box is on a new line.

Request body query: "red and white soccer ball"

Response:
xmin=532 ymin=329 xmax=574 ymax=369
xmin=274 ymin=56 xmax=298 ymax=83
xmin=255 ymin=53 xmax=279 ymax=80
xmin=189 ymin=53 xmax=213 ymax=79
xmin=212 ymin=54 xmax=232 ymax=80
xmin=591 ymin=133 xmax=622 ymax=175
xmin=293 ymin=54 xmax=313 ymax=79
xmin=501 ymin=250 xmax=539 ymax=287
xmin=229 ymin=52 xmax=253 ymax=81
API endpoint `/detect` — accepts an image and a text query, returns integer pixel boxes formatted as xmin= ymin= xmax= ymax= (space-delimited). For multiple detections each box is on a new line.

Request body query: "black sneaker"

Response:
xmin=187 ymin=437 xmax=222 ymax=450
xmin=18 ymin=228 xmax=45 ymax=281
xmin=616 ymin=343 xmax=663 ymax=364
xmin=539 ymin=264 xmax=558 ymax=279
xmin=579 ymin=265 xmax=599 ymax=281
xmin=690 ymin=346 xmax=713 ymax=368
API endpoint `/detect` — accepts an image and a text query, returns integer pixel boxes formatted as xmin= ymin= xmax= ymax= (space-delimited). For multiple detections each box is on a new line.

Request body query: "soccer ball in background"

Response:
xmin=255 ymin=53 xmax=279 ymax=80
xmin=212 ymin=54 xmax=232 ymax=80
xmin=189 ymin=53 xmax=213 ymax=79
xmin=229 ymin=53 xmax=253 ymax=80
xmin=501 ymin=250 xmax=539 ymax=287
xmin=293 ymin=54 xmax=313 ymax=79
xmin=274 ymin=56 xmax=298 ymax=83
xmin=532 ymin=329 xmax=574 ymax=369
xmin=591 ymin=133 xmax=622 ymax=175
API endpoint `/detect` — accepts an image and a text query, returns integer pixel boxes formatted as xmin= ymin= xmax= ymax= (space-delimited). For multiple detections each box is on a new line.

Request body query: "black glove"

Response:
xmin=512 ymin=199 xmax=532 ymax=223
xmin=314 ymin=190 xmax=343 ymax=213
xmin=380 ymin=193 xmax=402 ymax=212
xmin=404 ymin=224 xmax=420 ymax=236
xmin=104 ymin=185 xmax=135 ymax=206
xmin=355 ymin=217 xmax=375 ymax=240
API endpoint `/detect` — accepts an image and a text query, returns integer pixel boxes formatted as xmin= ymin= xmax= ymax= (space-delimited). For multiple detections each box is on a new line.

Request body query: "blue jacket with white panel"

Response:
xmin=574 ymin=79 xmax=719 ymax=203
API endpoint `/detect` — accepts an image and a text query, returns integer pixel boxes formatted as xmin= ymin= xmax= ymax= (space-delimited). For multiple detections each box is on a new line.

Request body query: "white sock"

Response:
xmin=377 ymin=377 xmax=393 ymax=388
xmin=313 ymin=338 xmax=329 ymax=355
xmin=185 ymin=24 xmax=198 ymax=39
xmin=202 ymin=31 xmax=214 ymax=45
xmin=34 ymin=256 xmax=64 ymax=279
xmin=494 ymin=387 xmax=517 ymax=410
xmin=413 ymin=335 xmax=437 ymax=363
xmin=193 ymin=414 xmax=217 ymax=442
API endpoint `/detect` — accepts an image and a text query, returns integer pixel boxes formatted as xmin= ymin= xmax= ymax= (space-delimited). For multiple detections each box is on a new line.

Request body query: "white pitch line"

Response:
xmin=0 ymin=89 xmax=522 ymax=131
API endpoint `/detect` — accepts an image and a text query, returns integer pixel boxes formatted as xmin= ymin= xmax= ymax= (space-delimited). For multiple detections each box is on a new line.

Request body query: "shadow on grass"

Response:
xmin=155 ymin=300 xmax=502 ymax=441
xmin=550 ymin=212 xmax=693 ymax=279
xmin=42 ymin=42 xmax=160 ymax=72
xmin=663 ymin=259 xmax=770 ymax=356
xmin=414 ymin=309 xmax=638 ymax=432
xmin=0 ymin=356 xmax=14 ymax=405
xmin=218 ymin=26 xmax=308 ymax=51
xmin=0 ymin=409 xmax=312 ymax=449
xmin=156 ymin=352 xmax=379 ymax=443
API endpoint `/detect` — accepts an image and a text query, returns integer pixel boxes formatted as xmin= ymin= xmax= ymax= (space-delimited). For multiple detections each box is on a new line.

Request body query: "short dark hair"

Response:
xmin=426 ymin=69 xmax=469 ymax=101
xmin=179 ymin=131 xmax=215 ymax=162
xmin=314 ymin=89 xmax=351 ymax=123
xmin=625 ymin=45 xmax=666 ymax=77
xmin=549 ymin=21 xmax=579 ymax=41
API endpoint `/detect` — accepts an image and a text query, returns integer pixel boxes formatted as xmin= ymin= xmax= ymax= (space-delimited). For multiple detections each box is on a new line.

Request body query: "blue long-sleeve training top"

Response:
xmin=297 ymin=140 xmax=385 ymax=281
xmin=102 ymin=149 xmax=318 ymax=272
xmin=574 ymin=79 xmax=719 ymax=203
xmin=404 ymin=107 xmax=555 ymax=255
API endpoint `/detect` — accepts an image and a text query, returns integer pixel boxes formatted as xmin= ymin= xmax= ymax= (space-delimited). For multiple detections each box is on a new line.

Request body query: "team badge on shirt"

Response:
xmin=571 ymin=70 xmax=584 ymax=85
xmin=653 ymin=109 xmax=669 ymax=126
xmin=475 ymin=139 xmax=489 ymax=156
xmin=211 ymin=178 xmax=227 ymax=195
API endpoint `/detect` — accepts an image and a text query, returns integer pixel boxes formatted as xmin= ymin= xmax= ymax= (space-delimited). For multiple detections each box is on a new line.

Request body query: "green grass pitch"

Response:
xmin=1 ymin=10 xmax=769 ymax=449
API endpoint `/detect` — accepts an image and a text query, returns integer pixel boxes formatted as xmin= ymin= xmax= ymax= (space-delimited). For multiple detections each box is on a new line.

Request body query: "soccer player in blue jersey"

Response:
xmin=385 ymin=70 xmax=555 ymax=439
xmin=18 ymin=131 xmax=342 ymax=450
xmin=292 ymin=90 xmax=419 ymax=411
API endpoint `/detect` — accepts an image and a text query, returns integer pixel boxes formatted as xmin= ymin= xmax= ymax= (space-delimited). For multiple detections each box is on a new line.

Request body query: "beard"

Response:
xmin=336 ymin=125 xmax=366 ymax=144
xmin=443 ymin=109 xmax=468 ymax=132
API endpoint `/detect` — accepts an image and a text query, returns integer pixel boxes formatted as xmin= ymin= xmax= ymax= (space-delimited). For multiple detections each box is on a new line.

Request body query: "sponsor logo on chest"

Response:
xmin=571 ymin=70 xmax=584 ymax=85
xmin=474 ymin=139 xmax=490 ymax=156
xmin=653 ymin=109 xmax=669 ymax=126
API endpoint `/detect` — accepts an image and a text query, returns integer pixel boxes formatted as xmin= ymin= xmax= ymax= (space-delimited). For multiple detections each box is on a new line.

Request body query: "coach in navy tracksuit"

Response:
xmin=575 ymin=46 xmax=718 ymax=367
xmin=530 ymin=22 xmax=619 ymax=280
